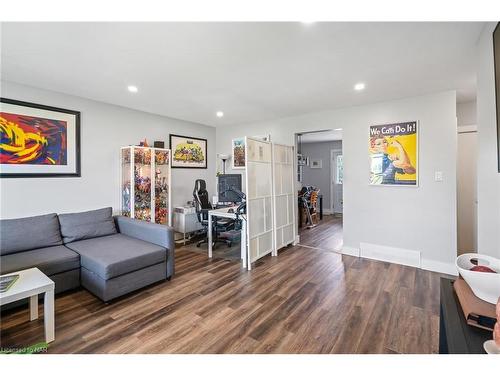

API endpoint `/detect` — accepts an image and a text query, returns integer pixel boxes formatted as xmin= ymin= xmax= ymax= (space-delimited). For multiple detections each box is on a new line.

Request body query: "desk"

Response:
xmin=439 ymin=278 xmax=491 ymax=353
xmin=208 ymin=207 xmax=248 ymax=269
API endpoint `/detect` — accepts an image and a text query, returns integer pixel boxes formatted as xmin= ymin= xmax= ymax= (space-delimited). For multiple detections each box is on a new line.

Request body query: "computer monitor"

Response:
xmin=218 ymin=174 xmax=243 ymax=203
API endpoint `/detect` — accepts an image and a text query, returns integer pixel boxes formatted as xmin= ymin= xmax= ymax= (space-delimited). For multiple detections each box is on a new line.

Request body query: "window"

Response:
xmin=336 ymin=154 xmax=343 ymax=184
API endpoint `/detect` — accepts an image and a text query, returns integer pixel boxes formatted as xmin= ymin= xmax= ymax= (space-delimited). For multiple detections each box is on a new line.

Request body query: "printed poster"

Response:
xmin=369 ymin=121 xmax=418 ymax=186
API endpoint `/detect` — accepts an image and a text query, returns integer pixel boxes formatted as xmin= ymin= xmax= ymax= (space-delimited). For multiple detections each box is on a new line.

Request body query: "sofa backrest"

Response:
xmin=58 ymin=207 xmax=117 ymax=244
xmin=0 ymin=213 xmax=63 ymax=256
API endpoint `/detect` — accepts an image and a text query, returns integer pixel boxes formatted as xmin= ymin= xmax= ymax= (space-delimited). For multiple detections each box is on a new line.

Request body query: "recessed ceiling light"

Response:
xmin=127 ymin=85 xmax=138 ymax=93
xmin=216 ymin=111 xmax=224 ymax=118
xmin=354 ymin=83 xmax=365 ymax=91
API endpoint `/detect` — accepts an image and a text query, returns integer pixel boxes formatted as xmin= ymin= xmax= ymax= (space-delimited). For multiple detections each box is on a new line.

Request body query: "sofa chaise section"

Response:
xmin=58 ymin=209 xmax=175 ymax=302
xmin=114 ymin=216 xmax=175 ymax=279
xmin=65 ymin=233 xmax=168 ymax=301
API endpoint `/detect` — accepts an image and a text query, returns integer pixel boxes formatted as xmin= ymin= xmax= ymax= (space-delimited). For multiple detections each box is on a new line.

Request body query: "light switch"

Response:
xmin=435 ymin=171 xmax=443 ymax=182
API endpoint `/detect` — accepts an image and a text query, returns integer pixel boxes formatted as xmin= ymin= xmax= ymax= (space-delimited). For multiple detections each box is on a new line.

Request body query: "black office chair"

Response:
xmin=193 ymin=179 xmax=234 ymax=248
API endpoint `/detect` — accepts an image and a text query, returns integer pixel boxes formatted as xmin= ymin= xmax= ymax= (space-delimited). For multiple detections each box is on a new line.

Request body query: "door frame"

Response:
xmin=330 ymin=148 xmax=343 ymax=214
xmin=457 ymin=125 xmax=478 ymax=254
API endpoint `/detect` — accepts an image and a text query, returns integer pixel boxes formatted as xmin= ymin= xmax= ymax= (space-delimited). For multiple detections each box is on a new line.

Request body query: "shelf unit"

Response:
xmin=121 ymin=146 xmax=172 ymax=226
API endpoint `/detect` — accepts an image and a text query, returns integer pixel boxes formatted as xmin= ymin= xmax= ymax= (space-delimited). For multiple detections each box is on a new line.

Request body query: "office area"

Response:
xmin=174 ymin=137 xmax=295 ymax=270
xmin=175 ymin=173 xmax=246 ymax=262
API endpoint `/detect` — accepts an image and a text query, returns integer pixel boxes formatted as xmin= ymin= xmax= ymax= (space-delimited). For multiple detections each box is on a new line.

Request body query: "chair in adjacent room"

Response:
xmin=192 ymin=179 xmax=234 ymax=248
xmin=299 ymin=186 xmax=320 ymax=228
xmin=309 ymin=189 xmax=320 ymax=225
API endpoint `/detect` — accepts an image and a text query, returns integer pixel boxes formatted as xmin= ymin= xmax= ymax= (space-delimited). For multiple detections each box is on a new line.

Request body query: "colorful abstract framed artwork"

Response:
xmin=232 ymin=138 xmax=245 ymax=169
xmin=169 ymin=134 xmax=207 ymax=169
xmin=0 ymin=98 xmax=81 ymax=178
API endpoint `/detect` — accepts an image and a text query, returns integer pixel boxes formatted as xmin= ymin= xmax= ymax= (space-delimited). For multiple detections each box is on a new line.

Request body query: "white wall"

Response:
xmin=0 ymin=81 xmax=216 ymax=218
xmin=457 ymin=100 xmax=477 ymax=127
xmin=216 ymin=91 xmax=458 ymax=274
xmin=476 ymin=23 xmax=500 ymax=258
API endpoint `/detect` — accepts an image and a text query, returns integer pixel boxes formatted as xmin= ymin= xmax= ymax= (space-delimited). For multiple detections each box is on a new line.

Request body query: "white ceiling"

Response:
xmin=1 ymin=22 xmax=484 ymax=127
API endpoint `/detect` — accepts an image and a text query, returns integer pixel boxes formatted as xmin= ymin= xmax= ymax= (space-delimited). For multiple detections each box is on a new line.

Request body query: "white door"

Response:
xmin=457 ymin=128 xmax=478 ymax=255
xmin=245 ymin=137 xmax=274 ymax=269
xmin=331 ymin=150 xmax=343 ymax=214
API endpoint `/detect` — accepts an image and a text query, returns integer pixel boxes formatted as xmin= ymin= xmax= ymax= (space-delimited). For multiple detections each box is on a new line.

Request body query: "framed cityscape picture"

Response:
xmin=0 ymin=98 xmax=81 ymax=178
xmin=169 ymin=134 xmax=207 ymax=168
xmin=232 ymin=138 xmax=245 ymax=169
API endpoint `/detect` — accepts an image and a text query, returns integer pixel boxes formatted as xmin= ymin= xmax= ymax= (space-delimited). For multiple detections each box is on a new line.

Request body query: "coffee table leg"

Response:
xmin=29 ymin=295 xmax=38 ymax=321
xmin=44 ymin=290 xmax=55 ymax=343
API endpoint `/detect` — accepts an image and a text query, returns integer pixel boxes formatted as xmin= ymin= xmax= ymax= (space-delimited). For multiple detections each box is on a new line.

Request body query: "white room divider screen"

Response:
xmin=272 ymin=143 xmax=296 ymax=254
xmin=245 ymin=137 xmax=274 ymax=269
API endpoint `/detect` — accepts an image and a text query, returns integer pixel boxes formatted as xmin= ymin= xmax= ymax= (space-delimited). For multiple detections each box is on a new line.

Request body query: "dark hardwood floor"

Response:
xmin=0 ymin=219 xmax=446 ymax=354
xmin=0 ymin=253 xmax=444 ymax=354
xmin=299 ymin=214 xmax=343 ymax=252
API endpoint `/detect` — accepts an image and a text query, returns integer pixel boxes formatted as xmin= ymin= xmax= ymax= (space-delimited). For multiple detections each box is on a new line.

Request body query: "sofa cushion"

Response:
xmin=0 ymin=245 xmax=80 ymax=276
xmin=0 ymin=213 xmax=63 ymax=255
xmin=65 ymin=233 xmax=166 ymax=280
xmin=59 ymin=207 xmax=117 ymax=244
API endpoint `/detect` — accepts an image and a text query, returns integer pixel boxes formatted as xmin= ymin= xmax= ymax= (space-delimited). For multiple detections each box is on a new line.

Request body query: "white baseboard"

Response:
xmin=311 ymin=241 xmax=457 ymax=276
xmin=360 ymin=242 xmax=421 ymax=268
xmin=421 ymin=258 xmax=458 ymax=276
xmin=342 ymin=246 xmax=360 ymax=257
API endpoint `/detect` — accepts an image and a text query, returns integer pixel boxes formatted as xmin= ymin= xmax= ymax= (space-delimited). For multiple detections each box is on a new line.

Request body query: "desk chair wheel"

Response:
xmin=196 ymin=238 xmax=207 ymax=247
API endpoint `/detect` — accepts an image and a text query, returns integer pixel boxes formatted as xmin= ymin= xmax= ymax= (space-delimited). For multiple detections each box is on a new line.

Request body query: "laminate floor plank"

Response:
xmin=0 ymin=216 xmax=444 ymax=354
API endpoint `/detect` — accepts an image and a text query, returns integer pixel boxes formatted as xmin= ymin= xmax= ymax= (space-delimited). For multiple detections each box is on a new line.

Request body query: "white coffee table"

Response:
xmin=0 ymin=268 xmax=55 ymax=343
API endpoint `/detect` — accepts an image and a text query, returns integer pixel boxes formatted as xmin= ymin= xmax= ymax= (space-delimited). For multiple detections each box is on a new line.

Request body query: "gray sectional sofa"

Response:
xmin=0 ymin=207 xmax=175 ymax=302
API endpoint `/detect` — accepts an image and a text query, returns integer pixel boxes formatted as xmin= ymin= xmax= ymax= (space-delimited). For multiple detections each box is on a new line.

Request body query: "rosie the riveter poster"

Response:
xmin=369 ymin=121 xmax=418 ymax=186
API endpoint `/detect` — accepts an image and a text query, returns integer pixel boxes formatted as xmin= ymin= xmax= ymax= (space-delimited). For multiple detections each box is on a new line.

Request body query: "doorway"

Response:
xmin=330 ymin=149 xmax=343 ymax=215
xmin=296 ymin=129 xmax=343 ymax=252
xmin=457 ymin=126 xmax=478 ymax=255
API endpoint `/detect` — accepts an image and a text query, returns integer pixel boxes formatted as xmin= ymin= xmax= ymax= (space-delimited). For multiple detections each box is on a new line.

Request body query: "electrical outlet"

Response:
xmin=435 ymin=171 xmax=443 ymax=182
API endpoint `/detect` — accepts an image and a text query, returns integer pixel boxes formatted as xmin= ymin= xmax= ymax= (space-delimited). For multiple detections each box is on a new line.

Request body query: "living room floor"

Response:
xmin=0 ymin=244 xmax=448 ymax=353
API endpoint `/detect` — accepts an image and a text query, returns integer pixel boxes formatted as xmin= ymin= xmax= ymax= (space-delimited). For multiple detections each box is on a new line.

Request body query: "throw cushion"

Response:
xmin=0 ymin=213 xmax=63 ymax=255
xmin=58 ymin=207 xmax=117 ymax=244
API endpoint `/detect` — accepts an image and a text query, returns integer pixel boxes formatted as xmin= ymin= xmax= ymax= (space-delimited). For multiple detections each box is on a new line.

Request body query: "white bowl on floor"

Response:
xmin=456 ymin=253 xmax=500 ymax=304
xmin=484 ymin=340 xmax=500 ymax=354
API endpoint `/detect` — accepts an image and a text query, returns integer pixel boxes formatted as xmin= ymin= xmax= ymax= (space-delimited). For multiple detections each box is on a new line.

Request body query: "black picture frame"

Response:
xmin=0 ymin=98 xmax=81 ymax=178
xmin=169 ymin=133 xmax=208 ymax=169
xmin=494 ymin=22 xmax=500 ymax=173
